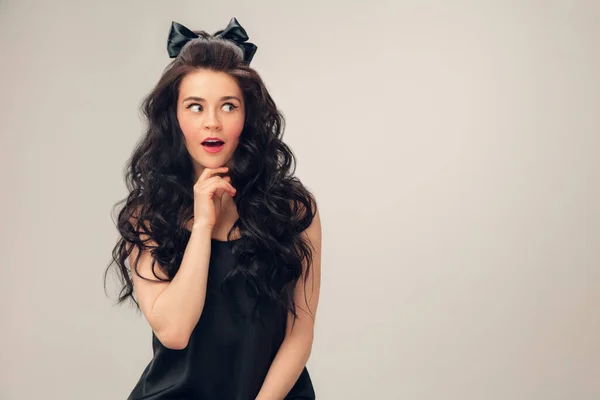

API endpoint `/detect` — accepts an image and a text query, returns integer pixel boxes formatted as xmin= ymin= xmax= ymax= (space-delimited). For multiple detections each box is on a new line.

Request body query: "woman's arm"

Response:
xmin=128 ymin=220 xmax=214 ymax=350
xmin=256 ymin=208 xmax=322 ymax=400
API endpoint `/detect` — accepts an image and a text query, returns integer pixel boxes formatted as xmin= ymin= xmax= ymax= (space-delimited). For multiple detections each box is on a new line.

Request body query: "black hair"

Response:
xmin=104 ymin=30 xmax=317 ymax=325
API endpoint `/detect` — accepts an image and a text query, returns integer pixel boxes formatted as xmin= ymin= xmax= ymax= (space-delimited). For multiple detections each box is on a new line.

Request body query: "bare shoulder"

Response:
xmin=290 ymin=197 xmax=321 ymax=248
xmin=127 ymin=204 xmax=170 ymax=282
xmin=304 ymin=205 xmax=321 ymax=245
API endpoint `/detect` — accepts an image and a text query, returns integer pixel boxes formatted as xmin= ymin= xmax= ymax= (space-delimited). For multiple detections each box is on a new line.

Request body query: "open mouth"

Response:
xmin=201 ymin=139 xmax=225 ymax=147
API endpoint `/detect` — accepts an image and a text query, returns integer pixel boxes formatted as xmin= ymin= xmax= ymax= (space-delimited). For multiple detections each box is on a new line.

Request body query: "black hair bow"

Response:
xmin=167 ymin=17 xmax=257 ymax=64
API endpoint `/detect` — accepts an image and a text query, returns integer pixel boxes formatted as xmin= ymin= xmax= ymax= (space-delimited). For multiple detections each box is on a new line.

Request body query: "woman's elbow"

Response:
xmin=155 ymin=328 xmax=191 ymax=350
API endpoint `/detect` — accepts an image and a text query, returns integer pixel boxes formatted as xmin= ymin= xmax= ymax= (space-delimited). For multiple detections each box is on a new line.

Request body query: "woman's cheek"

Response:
xmin=229 ymin=119 xmax=244 ymax=140
xmin=179 ymin=118 xmax=199 ymax=141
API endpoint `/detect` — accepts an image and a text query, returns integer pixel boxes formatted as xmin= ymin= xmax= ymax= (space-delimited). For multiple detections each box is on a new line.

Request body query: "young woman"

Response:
xmin=105 ymin=17 xmax=321 ymax=400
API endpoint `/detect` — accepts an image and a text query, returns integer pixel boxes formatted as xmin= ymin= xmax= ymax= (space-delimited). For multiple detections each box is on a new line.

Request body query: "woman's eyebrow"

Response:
xmin=182 ymin=96 xmax=241 ymax=102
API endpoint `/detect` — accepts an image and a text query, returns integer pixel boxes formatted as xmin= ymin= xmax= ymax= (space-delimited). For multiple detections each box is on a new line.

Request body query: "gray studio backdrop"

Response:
xmin=1 ymin=0 xmax=599 ymax=399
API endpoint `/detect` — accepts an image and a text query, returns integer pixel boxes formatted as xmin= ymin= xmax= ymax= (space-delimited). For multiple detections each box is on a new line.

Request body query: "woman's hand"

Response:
xmin=193 ymin=167 xmax=236 ymax=228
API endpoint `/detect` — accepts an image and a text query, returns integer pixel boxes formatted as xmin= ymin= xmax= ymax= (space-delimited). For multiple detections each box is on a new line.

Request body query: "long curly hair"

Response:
xmin=104 ymin=29 xmax=317 ymax=325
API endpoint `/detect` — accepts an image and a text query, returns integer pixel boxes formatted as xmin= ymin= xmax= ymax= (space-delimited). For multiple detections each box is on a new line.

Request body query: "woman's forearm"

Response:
xmin=256 ymin=332 xmax=313 ymax=400
xmin=150 ymin=223 xmax=213 ymax=349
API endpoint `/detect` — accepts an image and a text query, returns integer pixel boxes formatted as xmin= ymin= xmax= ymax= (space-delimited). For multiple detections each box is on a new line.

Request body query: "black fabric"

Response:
xmin=127 ymin=238 xmax=315 ymax=400
xmin=167 ymin=18 xmax=257 ymax=64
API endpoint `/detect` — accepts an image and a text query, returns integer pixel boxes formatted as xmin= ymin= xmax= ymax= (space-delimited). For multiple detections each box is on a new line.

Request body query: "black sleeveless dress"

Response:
xmin=127 ymin=238 xmax=316 ymax=400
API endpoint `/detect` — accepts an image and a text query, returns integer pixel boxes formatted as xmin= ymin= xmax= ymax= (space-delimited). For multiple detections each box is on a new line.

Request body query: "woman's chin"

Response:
xmin=195 ymin=158 xmax=229 ymax=171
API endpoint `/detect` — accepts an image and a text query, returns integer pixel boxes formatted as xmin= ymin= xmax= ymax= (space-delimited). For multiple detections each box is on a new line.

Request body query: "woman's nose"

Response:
xmin=203 ymin=110 xmax=221 ymax=130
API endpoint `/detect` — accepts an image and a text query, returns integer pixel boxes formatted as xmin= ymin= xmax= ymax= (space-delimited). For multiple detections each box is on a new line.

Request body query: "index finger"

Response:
xmin=197 ymin=166 xmax=229 ymax=182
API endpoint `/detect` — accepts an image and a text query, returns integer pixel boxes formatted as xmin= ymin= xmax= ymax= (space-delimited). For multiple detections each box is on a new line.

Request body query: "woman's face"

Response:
xmin=176 ymin=69 xmax=245 ymax=180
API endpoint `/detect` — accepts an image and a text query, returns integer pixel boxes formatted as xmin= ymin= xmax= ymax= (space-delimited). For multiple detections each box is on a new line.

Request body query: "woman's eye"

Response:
xmin=186 ymin=103 xmax=238 ymax=112
xmin=223 ymin=103 xmax=238 ymax=112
